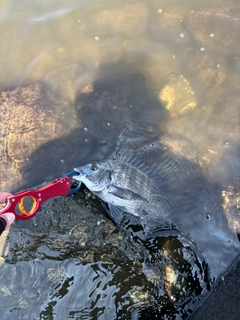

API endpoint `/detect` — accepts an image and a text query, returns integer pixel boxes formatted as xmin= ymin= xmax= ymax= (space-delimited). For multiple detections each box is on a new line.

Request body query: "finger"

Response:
xmin=0 ymin=212 xmax=15 ymax=229
xmin=0 ymin=192 xmax=12 ymax=204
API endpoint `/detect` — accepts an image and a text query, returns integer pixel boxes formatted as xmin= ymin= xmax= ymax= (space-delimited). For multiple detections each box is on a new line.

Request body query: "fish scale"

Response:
xmin=109 ymin=160 xmax=154 ymax=200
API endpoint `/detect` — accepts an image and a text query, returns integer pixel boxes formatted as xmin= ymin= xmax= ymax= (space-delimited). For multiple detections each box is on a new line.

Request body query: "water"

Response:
xmin=0 ymin=0 xmax=240 ymax=319
xmin=1 ymin=221 xmax=211 ymax=319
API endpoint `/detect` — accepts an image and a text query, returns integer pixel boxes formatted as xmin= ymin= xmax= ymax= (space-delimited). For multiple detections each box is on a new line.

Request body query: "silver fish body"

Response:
xmin=73 ymin=157 xmax=171 ymax=223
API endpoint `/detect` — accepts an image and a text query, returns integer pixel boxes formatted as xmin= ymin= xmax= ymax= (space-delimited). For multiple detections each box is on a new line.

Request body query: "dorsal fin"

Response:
xmin=111 ymin=149 xmax=155 ymax=177
xmin=110 ymin=129 xmax=171 ymax=196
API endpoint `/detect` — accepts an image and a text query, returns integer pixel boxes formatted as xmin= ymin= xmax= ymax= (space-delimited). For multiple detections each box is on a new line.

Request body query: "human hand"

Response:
xmin=0 ymin=192 xmax=15 ymax=230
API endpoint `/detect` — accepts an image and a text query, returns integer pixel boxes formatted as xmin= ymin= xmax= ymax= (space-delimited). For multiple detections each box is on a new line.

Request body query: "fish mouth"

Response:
xmin=72 ymin=167 xmax=84 ymax=181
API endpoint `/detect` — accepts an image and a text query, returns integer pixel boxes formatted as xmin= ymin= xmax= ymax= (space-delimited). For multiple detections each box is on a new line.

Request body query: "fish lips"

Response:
xmin=73 ymin=167 xmax=84 ymax=181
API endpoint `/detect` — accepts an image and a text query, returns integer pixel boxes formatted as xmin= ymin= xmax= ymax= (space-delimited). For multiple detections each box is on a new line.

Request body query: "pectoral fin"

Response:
xmin=108 ymin=185 xmax=145 ymax=201
xmin=108 ymin=203 xmax=125 ymax=224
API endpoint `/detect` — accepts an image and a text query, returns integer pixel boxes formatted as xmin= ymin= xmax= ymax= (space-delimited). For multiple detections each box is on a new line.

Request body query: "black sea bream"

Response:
xmin=73 ymin=155 xmax=173 ymax=224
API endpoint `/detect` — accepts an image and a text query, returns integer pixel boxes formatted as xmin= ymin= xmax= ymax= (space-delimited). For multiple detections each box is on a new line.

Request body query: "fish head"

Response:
xmin=73 ymin=161 xmax=111 ymax=192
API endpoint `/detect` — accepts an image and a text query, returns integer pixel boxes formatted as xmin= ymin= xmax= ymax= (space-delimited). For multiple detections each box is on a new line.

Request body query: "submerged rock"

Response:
xmin=0 ymin=82 xmax=76 ymax=191
xmin=95 ymin=3 xmax=149 ymax=38
xmin=159 ymin=74 xmax=196 ymax=117
xmin=185 ymin=6 xmax=240 ymax=57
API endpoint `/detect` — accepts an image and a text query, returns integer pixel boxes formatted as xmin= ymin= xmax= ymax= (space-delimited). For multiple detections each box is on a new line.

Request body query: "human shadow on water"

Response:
xmin=18 ymin=62 xmax=169 ymax=192
xmin=18 ymin=61 xmax=240 ymax=317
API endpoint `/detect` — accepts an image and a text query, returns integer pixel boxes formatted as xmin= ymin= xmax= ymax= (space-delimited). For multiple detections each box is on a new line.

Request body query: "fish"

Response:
xmin=73 ymin=154 xmax=173 ymax=224
xmin=73 ymin=152 xmax=240 ymax=279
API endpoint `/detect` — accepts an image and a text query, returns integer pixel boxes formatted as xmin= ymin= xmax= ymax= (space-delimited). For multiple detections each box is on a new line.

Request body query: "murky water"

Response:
xmin=0 ymin=0 xmax=240 ymax=319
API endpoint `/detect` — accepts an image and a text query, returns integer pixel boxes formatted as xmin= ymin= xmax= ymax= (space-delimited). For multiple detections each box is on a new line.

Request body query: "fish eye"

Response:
xmin=89 ymin=164 xmax=98 ymax=171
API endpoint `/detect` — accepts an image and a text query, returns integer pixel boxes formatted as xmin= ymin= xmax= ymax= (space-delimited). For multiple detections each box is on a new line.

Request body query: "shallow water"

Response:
xmin=0 ymin=0 xmax=240 ymax=319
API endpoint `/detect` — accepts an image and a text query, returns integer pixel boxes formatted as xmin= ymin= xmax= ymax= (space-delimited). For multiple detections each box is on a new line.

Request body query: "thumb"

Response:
xmin=0 ymin=212 xmax=15 ymax=229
